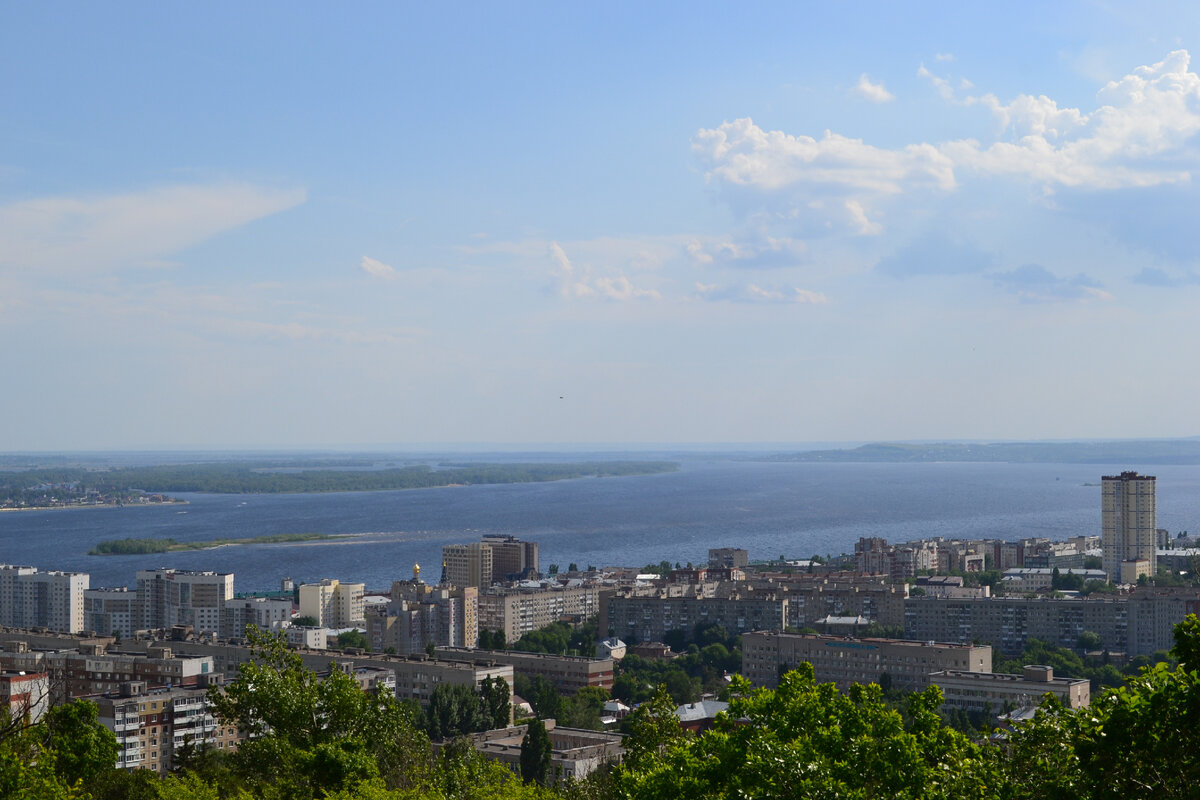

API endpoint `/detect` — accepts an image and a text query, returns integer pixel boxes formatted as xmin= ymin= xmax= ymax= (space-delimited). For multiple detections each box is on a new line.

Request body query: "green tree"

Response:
xmin=426 ymin=683 xmax=492 ymax=740
xmin=337 ymin=629 xmax=370 ymax=650
xmin=616 ymin=665 xmax=998 ymax=800
xmin=619 ymin=685 xmax=683 ymax=772
xmin=479 ymin=676 xmax=512 ymax=730
xmin=519 ymin=719 xmax=552 ymax=786
xmin=206 ymin=627 xmax=434 ymax=798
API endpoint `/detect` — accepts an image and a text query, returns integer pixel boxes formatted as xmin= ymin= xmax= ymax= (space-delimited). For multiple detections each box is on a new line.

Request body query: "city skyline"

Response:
xmin=4 ymin=4 xmax=1200 ymax=449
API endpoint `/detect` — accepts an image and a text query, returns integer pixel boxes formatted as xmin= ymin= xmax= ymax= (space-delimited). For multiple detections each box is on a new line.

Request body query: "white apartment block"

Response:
xmin=299 ymin=579 xmax=365 ymax=628
xmin=929 ymin=665 xmax=1090 ymax=715
xmin=0 ymin=564 xmax=88 ymax=633
xmin=136 ymin=569 xmax=233 ymax=636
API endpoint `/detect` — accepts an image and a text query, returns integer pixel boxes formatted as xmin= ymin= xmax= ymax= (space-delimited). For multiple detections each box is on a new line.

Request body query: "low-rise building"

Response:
xmin=464 ymin=721 xmax=623 ymax=784
xmin=435 ymin=647 xmax=615 ymax=693
xmin=0 ymin=670 xmax=49 ymax=723
xmin=742 ymin=630 xmax=991 ymax=692
xmin=929 ymin=665 xmax=1090 ymax=715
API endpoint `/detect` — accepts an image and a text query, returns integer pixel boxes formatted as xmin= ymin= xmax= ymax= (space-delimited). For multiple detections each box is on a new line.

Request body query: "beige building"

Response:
xmin=482 ymin=535 xmax=540 ymax=581
xmin=464 ymin=721 xmax=623 ymax=784
xmin=1102 ymin=471 xmax=1157 ymax=582
xmin=435 ymin=647 xmax=615 ymax=693
xmin=93 ymin=679 xmax=240 ymax=774
xmin=136 ymin=569 xmax=234 ymax=636
xmin=221 ymin=596 xmax=294 ymax=639
xmin=930 ymin=665 xmax=1090 ymax=715
xmin=742 ymin=630 xmax=991 ymax=692
xmin=601 ymin=583 xmax=788 ymax=645
xmin=299 ymin=578 xmax=365 ymax=628
xmin=478 ymin=584 xmax=603 ymax=643
xmin=367 ymin=578 xmax=478 ymax=655
xmin=442 ymin=543 xmax=496 ymax=590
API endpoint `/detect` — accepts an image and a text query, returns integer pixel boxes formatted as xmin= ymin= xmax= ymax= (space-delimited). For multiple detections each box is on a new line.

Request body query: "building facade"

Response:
xmin=0 ymin=565 xmax=89 ymax=633
xmin=298 ymin=579 xmax=365 ymax=629
xmin=929 ymin=665 xmax=1090 ymax=714
xmin=85 ymin=587 xmax=137 ymax=637
xmin=1102 ymin=471 xmax=1157 ymax=582
xmin=136 ymin=569 xmax=234 ymax=636
xmin=435 ymin=647 xmax=615 ymax=693
xmin=742 ymin=630 xmax=991 ymax=692
xmin=478 ymin=584 xmax=602 ymax=643
xmin=367 ymin=579 xmax=478 ymax=655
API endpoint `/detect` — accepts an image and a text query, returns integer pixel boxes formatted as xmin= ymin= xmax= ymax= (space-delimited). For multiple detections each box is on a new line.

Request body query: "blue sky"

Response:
xmin=2 ymin=2 xmax=1199 ymax=449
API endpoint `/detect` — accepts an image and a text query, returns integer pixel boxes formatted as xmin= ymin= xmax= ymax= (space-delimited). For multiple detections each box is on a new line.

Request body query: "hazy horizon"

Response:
xmin=5 ymin=4 xmax=1200 ymax=450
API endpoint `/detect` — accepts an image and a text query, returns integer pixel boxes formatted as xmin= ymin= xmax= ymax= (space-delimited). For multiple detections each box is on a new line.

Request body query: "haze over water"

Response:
xmin=3 ymin=460 xmax=1199 ymax=595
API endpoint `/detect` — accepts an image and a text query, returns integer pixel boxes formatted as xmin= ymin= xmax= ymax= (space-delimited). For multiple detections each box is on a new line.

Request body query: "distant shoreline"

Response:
xmin=88 ymin=532 xmax=352 ymax=556
xmin=0 ymin=500 xmax=188 ymax=513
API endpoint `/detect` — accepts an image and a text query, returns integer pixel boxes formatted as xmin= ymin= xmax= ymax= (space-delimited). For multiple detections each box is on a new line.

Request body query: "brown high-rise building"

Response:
xmin=1101 ymin=471 xmax=1156 ymax=583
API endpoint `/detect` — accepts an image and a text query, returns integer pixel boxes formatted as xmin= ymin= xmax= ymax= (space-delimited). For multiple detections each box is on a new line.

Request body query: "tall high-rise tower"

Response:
xmin=1101 ymin=471 xmax=1156 ymax=583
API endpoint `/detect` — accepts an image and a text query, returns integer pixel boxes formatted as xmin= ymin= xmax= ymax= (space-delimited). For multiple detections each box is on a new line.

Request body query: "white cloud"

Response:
xmin=0 ymin=182 xmax=305 ymax=273
xmin=844 ymin=200 xmax=883 ymax=235
xmin=594 ymin=275 xmax=661 ymax=301
xmin=935 ymin=52 xmax=956 ymax=62
xmin=549 ymin=242 xmax=595 ymax=298
xmin=696 ymin=282 xmax=829 ymax=305
xmin=685 ymin=234 xmax=808 ymax=267
xmin=854 ymin=73 xmax=895 ymax=103
xmin=360 ymin=255 xmax=397 ymax=280
xmin=692 ymin=117 xmax=957 ymax=195
xmin=696 ymin=50 xmax=1200 ymax=227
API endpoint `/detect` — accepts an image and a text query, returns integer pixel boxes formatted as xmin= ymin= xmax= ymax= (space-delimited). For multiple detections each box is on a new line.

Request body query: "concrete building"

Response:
xmin=1000 ymin=568 xmax=1107 ymax=593
xmin=708 ymin=548 xmax=749 ymax=569
xmin=136 ymin=569 xmax=234 ymax=636
xmin=442 ymin=543 xmax=495 ymax=590
xmin=904 ymin=588 xmax=1200 ymax=656
xmin=367 ymin=577 xmax=478 ymax=655
xmin=482 ymin=535 xmax=540 ymax=581
xmin=0 ymin=670 xmax=50 ymax=723
xmin=298 ymin=579 xmax=365 ymax=629
xmin=85 ymin=587 xmax=137 ymax=637
xmin=1102 ymin=471 xmax=1157 ymax=582
xmin=742 ymin=630 xmax=991 ymax=692
xmin=93 ymin=679 xmax=240 ymax=774
xmin=0 ymin=565 xmax=89 ymax=633
xmin=464 ymin=721 xmax=623 ymax=784
xmin=477 ymin=584 xmax=603 ymax=643
xmin=929 ymin=665 xmax=1090 ymax=715
xmin=221 ymin=596 xmax=294 ymax=639
xmin=601 ymin=583 xmax=788 ymax=645
xmin=435 ymin=647 xmax=615 ymax=693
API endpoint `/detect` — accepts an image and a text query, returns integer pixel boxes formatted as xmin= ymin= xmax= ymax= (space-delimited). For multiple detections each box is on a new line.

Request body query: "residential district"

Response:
xmin=2 ymin=471 xmax=1199 ymax=786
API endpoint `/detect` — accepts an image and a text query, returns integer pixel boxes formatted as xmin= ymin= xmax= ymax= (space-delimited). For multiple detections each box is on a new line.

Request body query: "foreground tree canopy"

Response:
xmin=3 ymin=617 xmax=1200 ymax=799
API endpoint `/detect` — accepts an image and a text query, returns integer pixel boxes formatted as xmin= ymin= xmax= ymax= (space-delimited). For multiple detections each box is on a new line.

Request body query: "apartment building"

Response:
xmin=482 ymin=534 xmax=540 ymax=581
xmin=435 ymin=647 xmax=615 ymax=693
xmin=84 ymin=587 xmax=137 ymax=637
xmin=221 ymin=596 xmax=293 ymax=639
xmin=0 ymin=670 xmax=50 ymax=723
xmin=601 ymin=583 xmax=788 ymax=645
xmin=367 ymin=579 xmax=478 ymax=655
xmin=929 ymin=665 xmax=1090 ymax=714
xmin=478 ymin=584 xmax=603 ymax=643
xmin=1103 ymin=471 xmax=1157 ymax=582
xmin=0 ymin=565 xmax=89 ymax=633
xmin=136 ymin=569 xmax=233 ymax=636
xmin=708 ymin=548 xmax=749 ymax=569
xmin=904 ymin=589 xmax=1200 ymax=656
xmin=93 ymin=679 xmax=240 ymax=774
xmin=298 ymin=579 xmax=365 ymax=628
xmin=742 ymin=630 xmax=991 ymax=692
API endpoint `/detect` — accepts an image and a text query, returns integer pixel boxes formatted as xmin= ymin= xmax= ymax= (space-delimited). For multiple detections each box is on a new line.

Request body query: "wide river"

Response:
xmin=2 ymin=460 xmax=1198 ymax=594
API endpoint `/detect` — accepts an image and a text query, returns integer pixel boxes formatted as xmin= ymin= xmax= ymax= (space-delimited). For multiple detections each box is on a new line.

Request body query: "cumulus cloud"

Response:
xmin=854 ymin=74 xmax=894 ymax=103
xmin=694 ymin=282 xmax=828 ymax=304
xmin=0 ymin=182 xmax=305 ymax=273
xmin=360 ymin=256 xmax=396 ymax=280
xmin=696 ymin=50 xmax=1200 ymax=229
xmin=991 ymin=263 xmax=1112 ymax=302
xmin=693 ymin=117 xmax=957 ymax=196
